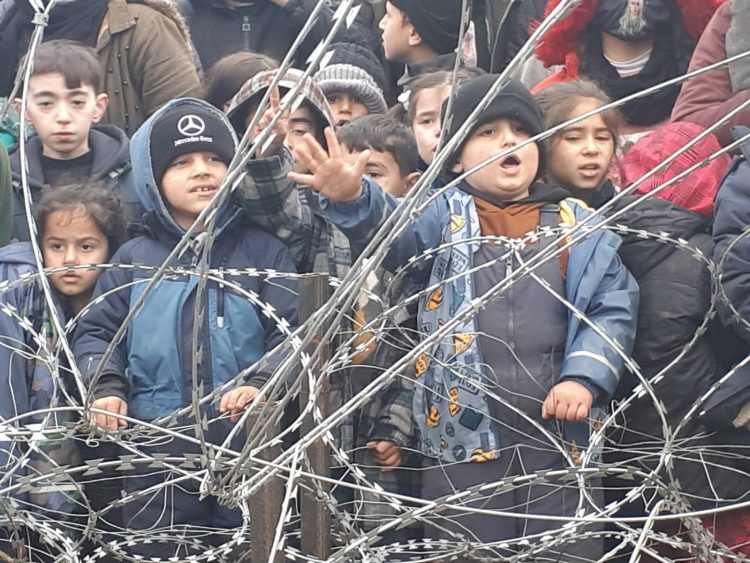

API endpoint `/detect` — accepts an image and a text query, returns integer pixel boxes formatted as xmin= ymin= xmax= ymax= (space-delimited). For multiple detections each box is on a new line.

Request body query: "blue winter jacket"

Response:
xmin=0 ymin=242 xmax=80 ymax=514
xmin=73 ymin=99 xmax=299 ymax=421
xmin=321 ymin=179 xmax=639 ymax=456
xmin=708 ymin=126 xmax=750 ymax=426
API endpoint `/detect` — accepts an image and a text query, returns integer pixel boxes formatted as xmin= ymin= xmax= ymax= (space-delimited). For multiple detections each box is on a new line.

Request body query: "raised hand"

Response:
xmin=254 ymin=86 xmax=290 ymax=158
xmin=288 ymin=127 xmax=370 ymax=202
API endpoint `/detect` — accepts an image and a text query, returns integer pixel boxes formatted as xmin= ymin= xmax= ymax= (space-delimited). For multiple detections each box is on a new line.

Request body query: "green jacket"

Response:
xmin=0 ymin=143 xmax=10 ymax=246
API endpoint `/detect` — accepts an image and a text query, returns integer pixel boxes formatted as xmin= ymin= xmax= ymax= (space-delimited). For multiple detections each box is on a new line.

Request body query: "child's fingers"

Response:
xmin=307 ymin=132 xmax=330 ymax=166
xmin=287 ymin=171 xmax=317 ymax=187
xmin=353 ymin=149 xmax=371 ymax=175
xmin=323 ymin=127 xmax=340 ymax=158
xmin=270 ymin=86 xmax=280 ymax=111
xmin=219 ymin=392 xmax=233 ymax=413
xmin=575 ymin=402 xmax=589 ymax=421
xmin=541 ymin=394 xmax=554 ymax=419
xmin=293 ymin=140 xmax=317 ymax=173
xmin=117 ymin=400 xmax=128 ymax=428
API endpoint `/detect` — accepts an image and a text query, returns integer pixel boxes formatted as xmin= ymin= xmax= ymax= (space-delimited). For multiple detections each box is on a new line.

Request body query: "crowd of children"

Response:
xmin=1 ymin=0 xmax=750 ymax=560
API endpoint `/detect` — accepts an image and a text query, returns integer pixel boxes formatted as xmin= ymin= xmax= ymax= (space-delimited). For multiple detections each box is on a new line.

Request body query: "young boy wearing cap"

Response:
xmin=73 ymin=98 xmax=298 ymax=558
xmin=289 ymin=75 xmax=638 ymax=557
xmin=380 ymin=0 xmax=463 ymax=67
xmin=314 ymin=41 xmax=388 ymax=129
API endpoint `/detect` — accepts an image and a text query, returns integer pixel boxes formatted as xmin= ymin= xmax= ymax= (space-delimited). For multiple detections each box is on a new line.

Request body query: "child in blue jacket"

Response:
xmin=72 ymin=99 xmax=299 ymax=559
xmin=290 ymin=76 xmax=639 ymax=559
xmin=0 ymin=181 xmax=126 ymax=558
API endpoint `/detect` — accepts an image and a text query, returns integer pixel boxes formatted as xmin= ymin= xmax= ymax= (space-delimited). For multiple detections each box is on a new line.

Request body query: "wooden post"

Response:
xmin=247 ymin=409 xmax=283 ymax=563
xmin=298 ymin=274 xmax=332 ymax=559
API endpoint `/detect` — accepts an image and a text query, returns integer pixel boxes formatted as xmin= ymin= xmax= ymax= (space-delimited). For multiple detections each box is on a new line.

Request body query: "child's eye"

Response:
xmin=564 ymin=135 xmax=582 ymax=142
xmin=71 ymin=99 xmax=86 ymax=108
xmin=291 ymin=129 xmax=307 ymax=137
xmin=353 ymin=96 xmax=363 ymax=105
xmin=367 ymin=171 xmax=381 ymax=179
xmin=81 ymin=243 xmax=94 ymax=251
xmin=479 ymin=128 xmax=495 ymax=137
xmin=48 ymin=242 xmax=63 ymax=252
xmin=327 ymin=95 xmax=340 ymax=104
xmin=170 ymin=158 xmax=188 ymax=167
xmin=513 ymin=123 xmax=527 ymax=134
xmin=596 ymin=134 xmax=613 ymax=142
xmin=209 ymin=155 xmax=224 ymax=163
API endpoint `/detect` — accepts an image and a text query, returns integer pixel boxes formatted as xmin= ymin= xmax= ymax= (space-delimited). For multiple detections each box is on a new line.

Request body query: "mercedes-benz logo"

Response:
xmin=177 ymin=115 xmax=205 ymax=137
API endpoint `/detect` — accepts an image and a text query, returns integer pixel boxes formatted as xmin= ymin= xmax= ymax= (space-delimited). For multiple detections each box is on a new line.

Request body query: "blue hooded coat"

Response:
xmin=72 ymin=99 xmax=299 ymax=421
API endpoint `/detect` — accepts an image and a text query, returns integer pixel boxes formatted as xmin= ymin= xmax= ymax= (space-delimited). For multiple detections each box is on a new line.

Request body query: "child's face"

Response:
xmin=326 ymin=91 xmax=368 ymax=129
xmin=547 ymin=99 xmax=615 ymax=192
xmin=42 ymin=207 xmax=109 ymax=309
xmin=350 ymin=148 xmax=417 ymax=197
xmin=283 ymin=106 xmax=320 ymax=153
xmin=379 ymin=2 xmax=413 ymax=62
xmin=411 ymin=85 xmax=450 ymax=165
xmin=160 ymin=151 xmax=228 ymax=230
xmin=19 ymin=72 xmax=108 ymax=160
xmin=452 ymin=117 xmax=539 ymax=201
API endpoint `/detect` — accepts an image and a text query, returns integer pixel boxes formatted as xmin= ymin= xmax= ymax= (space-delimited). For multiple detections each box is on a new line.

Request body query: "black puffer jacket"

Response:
xmin=174 ymin=0 xmax=374 ymax=71
xmin=490 ymin=0 xmax=545 ymax=73
xmin=606 ymin=195 xmax=750 ymax=509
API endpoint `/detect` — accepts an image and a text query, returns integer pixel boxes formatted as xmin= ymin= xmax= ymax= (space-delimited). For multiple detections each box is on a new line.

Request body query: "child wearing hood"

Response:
xmin=72 ymin=98 xmax=298 ymax=558
xmin=290 ymin=75 xmax=638 ymax=558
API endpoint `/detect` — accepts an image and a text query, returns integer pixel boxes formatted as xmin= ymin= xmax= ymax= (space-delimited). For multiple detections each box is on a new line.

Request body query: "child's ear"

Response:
xmin=405 ymin=171 xmax=421 ymax=192
xmin=13 ymin=98 xmax=23 ymax=118
xmin=451 ymin=161 xmax=464 ymax=174
xmin=91 ymin=93 xmax=109 ymax=123
xmin=407 ymin=25 xmax=424 ymax=48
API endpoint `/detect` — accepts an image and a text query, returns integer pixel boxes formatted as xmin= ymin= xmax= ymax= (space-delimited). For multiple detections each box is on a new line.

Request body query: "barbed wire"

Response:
xmin=1 ymin=0 xmax=750 ymax=561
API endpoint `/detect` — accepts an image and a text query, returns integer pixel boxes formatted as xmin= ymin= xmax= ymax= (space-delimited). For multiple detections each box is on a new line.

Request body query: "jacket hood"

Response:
xmin=127 ymin=0 xmax=193 ymax=45
xmin=9 ymin=124 xmax=131 ymax=190
xmin=533 ymin=0 xmax=725 ymax=72
xmin=129 ymin=97 xmax=239 ymax=239
xmin=607 ymin=195 xmax=709 ymax=279
xmin=0 ymin=241 xmax=36 ymax=267
xmin=226 ymin=68 xmax=335 ymax=136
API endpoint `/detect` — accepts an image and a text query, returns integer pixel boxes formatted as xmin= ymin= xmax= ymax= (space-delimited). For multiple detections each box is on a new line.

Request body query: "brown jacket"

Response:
xmin=671 ymin=1 xmax=750 ymax=147
xmin=97 ymin=0 xmax=202 ymax=136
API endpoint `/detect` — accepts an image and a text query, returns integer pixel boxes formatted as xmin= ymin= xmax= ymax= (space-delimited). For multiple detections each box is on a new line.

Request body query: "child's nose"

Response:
xmin=56 ymin=103 xmax=72 ymax=122
xmin=63 ymin=247 xmax=79 ymax=265
xmin=583 ymin=137 xmax=600 ymax=154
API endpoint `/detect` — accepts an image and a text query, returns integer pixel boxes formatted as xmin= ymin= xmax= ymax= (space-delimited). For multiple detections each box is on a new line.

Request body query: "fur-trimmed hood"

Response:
xmin=534 ymin=0 xmax=725 ymax=71
xmin=119 ymin=0 xmax=193 ymax=45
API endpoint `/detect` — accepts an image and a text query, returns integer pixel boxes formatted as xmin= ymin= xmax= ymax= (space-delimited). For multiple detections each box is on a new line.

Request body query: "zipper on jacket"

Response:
xmin=242 ymin=16 xmax=251 ymax=50
xmin=217 ymin=268 xmax=225 ymax=329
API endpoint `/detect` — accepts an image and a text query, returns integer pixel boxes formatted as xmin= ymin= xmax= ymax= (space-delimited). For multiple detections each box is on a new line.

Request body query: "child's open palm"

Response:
xmin=288 ymin=128 xmax=370 ymax=202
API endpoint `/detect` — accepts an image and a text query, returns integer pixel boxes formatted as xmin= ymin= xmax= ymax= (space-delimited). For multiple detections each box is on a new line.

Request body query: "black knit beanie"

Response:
xmin=442 ymin=75 xmax=546 ymax=177
xmin=150 ymin=106 xmax=236 ymax=182
xmin=389 ymin=0 xmax=464 ymax=56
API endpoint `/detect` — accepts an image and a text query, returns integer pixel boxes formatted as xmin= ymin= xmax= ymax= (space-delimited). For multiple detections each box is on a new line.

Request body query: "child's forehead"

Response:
xmin=28 ymin=72 xmax=96 ymax=96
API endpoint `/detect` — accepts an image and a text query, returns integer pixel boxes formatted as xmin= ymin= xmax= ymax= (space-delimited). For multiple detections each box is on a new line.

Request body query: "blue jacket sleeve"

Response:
xmin=320 ymin=177 xmax=449 ymax=283
xmin=72 ymin=246 xmax=134 ymax=401
xmin=713 ymin=131 xmax=750 ymax=342
xmin=561 ymin=212 xmax=639 ymax=398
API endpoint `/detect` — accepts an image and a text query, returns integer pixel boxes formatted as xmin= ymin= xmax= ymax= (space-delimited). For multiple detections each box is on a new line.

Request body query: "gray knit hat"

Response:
xmin=314 ymin=64 xmax=387 ymax=115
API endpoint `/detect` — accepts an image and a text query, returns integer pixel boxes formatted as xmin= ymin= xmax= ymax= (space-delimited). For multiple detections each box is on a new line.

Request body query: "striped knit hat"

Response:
xmin=314 ymin=42 xmax=387 ymax=115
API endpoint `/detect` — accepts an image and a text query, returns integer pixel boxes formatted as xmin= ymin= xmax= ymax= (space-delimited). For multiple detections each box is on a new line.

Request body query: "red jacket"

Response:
xmin=671 ymin=2 xmax=750 ymax=147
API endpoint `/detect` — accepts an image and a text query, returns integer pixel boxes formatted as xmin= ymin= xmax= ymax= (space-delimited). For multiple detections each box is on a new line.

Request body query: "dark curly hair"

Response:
xmin=35 ymin=182 xmax=126 ymax=259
